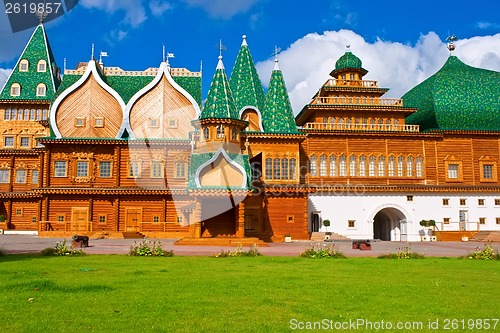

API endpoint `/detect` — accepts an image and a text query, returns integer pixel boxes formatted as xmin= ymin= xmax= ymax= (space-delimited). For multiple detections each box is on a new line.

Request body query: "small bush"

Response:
xmin=40 ymin=240 xmax=85 ymax=256
xmin=300 ymin=244 xmax=346 ymax=259
xmin=129 ymin=238 xmax=172 ymax=257
xmin=0 ymin=248 xmax=6 ymax=256
xmin=378 ymin=246 xmax=425 ymax=259
xmin=468 ymin=243 xmax=498 ymax=260
xmin=212 ymin=244 xmax=261 ymax=258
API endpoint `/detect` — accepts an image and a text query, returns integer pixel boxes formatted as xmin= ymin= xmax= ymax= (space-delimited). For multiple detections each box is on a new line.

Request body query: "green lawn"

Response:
xmin=0 ymin=255 xmax=499 ymax=332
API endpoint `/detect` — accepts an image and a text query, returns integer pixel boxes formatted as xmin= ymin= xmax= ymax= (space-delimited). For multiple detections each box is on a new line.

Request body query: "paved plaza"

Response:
xmin=0 ymin=234 xmax=496 ymax=257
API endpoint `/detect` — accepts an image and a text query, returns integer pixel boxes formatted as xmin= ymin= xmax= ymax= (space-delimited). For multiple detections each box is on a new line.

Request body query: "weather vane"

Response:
xmin=35 ymin=6 xmax=48 ymax=23
xmin=272 ymin=46 xmax=281 ymax=60
xmin=446 ymin=34 xmax=458 ymax=52
xmin=217 ymin=40 xmax=227 ymax=57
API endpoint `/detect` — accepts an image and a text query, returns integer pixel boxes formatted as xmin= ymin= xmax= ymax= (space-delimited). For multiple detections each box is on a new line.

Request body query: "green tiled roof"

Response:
xmin=404 ymin=55 xmax=500 ymax=131
xmin=262 ymin=61 xmax=298 ymax=133
xmin=200 ymin=57 xmax=238 ymax=119
xmin=332 ymin=49 xmax=367 ymax=76
xmin=229 ymin=37 xmax=266 ymax=112
xmin=188 ymin=151 xmax=252 ymax=189
xmin=172 ymin=76 xmax=202 ymax=106
xmin=0 ymin=24 xmax=60 ymax=101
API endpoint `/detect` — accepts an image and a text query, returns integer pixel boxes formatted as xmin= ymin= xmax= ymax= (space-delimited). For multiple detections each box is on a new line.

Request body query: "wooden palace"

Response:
xmin=1 ymin=23 xmax=499 ymax=242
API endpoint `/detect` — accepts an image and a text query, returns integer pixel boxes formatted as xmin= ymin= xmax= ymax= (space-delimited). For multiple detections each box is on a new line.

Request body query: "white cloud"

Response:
xmin=0 ymin=69 xmax=12 ymax=92
xmin=149 ymin=0 xmax=173 ymax=17
xmin=476 ymin=22 xmax=500 ymax=30
xmin=182 ymin=0 xmax=260 ymax=19
xmin=80 ymin=0 xmax=147 ymax=27
xmin=256 ymin=30 xmax=500 ymax=115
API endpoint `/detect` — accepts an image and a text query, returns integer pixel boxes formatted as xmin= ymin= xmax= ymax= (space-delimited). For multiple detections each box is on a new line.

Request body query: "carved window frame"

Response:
xmin=444 ymin=155 xmax=463 ymax=182
xmin=479 ymin=156 xmax=497 ymax=183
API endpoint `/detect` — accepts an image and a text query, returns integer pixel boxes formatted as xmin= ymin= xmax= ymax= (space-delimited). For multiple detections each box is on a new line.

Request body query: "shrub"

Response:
xmin=378 ymin=246 xmax=425 ymax=259
xmin=419 ymin=219 xmax=436 ymax=227
xmin=40 ymin=240 xmax=85 ymax=256
xmin=128 ymin=238 xmax=172 ymax=257
xmin=468 ymin=243 xmax=498 ymax=260
xmin=0 ymin=215 xmax=6 ymax=222
xmin=0 ymin=248 xmax=6 ymax=256
xmin=212 ymin=244 xmax=261 ymax=258
xmin=299 ymin=244 xmax=346 ymax=259
xmin=322 ymin=219 xmax=331 ymax=227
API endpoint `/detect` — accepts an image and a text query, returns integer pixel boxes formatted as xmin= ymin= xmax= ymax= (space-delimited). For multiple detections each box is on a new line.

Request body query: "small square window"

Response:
xmin=443 ymin=218 xmax=450 ymax=224
xmin=16 ymin=208 xmax=22 ymax=215
xmin=348 ymin=220 xmax=355 ymax=228
xmin=4 ymin=137 xmax=14 ymax=147
xmin=478 ymin=199 xmax=485 ymax=206
xmin=406 ymin=195 xmax=413 ymax=202
xmin=176 ymin=216 xmax=183 ymax=224
xmin=149 ymin=118 xmax=159 ymax=128
xmin=99 ymin=215 xmax=106 ymax=223
xmin=153 ymin=215 xmax=160 ymax=223
xmin=479 ymin=217 xmax=486 ymax=225
xmin=442 ymin=199 xmax=449 ymax=206
xmin=75 ymin=117 xmax=86 ymax=127
xmin=496 ymin=199 xmax=500 ymax=206
xmin=20 ymin=137 xmax=30 ymax=147
xmin=57 ymin=215 xmax=65 ymax=222
xmin=496 ymin=218 xmax=500 ymax=225
xmin=94 ymin=117 xmax=105 ymax=128
xmin=31 ymin=216 xmax=36 ymax=223
xmin=287 ymin=215 xmax=294 ymax=224
xmin=168 ymin=118 xmax=177 ymax=128
xmin=459 ymin=199 xmax=467 ymax=206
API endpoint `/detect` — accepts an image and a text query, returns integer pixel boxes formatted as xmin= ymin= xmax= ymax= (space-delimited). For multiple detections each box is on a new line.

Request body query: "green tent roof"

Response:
xmin=262 ymin=61 xmax=298 ymax=133
xmin=200 ymin=56 xmax=239 ymax=119
xmin=403 ymin=55 xmax=500 ymax=131
xmin=229 ymin=37 xmax=266 ymax=112
xmin=0 ymin=24 xmax=60 ymax=101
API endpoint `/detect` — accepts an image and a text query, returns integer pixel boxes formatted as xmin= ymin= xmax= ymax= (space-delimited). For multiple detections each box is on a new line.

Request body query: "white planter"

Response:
xmin=284 ymin=236 xmax=292 ymax=243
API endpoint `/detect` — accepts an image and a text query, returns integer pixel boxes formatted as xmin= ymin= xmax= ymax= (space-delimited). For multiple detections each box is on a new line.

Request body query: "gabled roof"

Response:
xmin=262 ymin=60 xmax=298 ymax=133
xmin=200 ymin=56 xmax=238 ymax=119
xmin=0 ymin=24 xmax=60 ymax=101
xmin=229 ymin=36 xmax=266 ymax=112
xmin=404 ymin=55 xmax=500 ymax=131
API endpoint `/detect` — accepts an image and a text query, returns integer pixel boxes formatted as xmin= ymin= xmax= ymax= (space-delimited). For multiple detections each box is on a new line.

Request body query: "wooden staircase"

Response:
xmin=122 ymin=231 xmax=145 ymax=239
xmin=434 ymin=231 xmax=478 ymax=242
xmin=471 ymin=231 xmax=500 ymax=243
xmin=310 ymin=232 xmax=350 ymax=242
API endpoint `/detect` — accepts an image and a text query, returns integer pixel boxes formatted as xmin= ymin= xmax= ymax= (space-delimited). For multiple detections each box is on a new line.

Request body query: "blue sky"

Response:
xmin=1 ymin=0 xmax=499 ymax=113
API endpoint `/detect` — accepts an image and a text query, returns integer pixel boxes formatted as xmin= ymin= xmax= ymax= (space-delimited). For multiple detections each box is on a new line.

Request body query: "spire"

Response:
xmin=446 ymin=34 xmax=458 ymax=53
xmin=0 ymin=24 xmax=60 ymax=101
xmin=273 ymin=46 xmax=281 ymax=71
xmin=262 ymin=61 xmax=298 ymax=133
xmin=201 ymin=54 xmax=238 ymax=120
xmin=229 ymin=35 xmax=266 ymax=112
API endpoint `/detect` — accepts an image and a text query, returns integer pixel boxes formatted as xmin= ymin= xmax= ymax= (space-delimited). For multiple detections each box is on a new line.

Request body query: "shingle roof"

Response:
xmin=229 ymin=36 xmax=266 ymax=112
xmin=331 ymin=49 xmax=368 ymax=76
xmin=403 ymin=55 xmax=500 ymax=131
xmin=0 ymin=24 xmax=60 ymax=101
xmin=262 ymin=60 xmax=298 ymax=133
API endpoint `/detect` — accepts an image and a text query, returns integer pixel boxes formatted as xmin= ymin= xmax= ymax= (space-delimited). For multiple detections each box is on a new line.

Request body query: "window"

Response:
xmin=37 ymin=60 xmax=46 ymax=72
xmin=20 ymin=59 xmax=29 ymax=72
xmin=231 ymin=127 xmax=239 ymax=141
xmin=16 ymin=208 xmax=22 ymax=215
xmin=129 ymin=161 xmax=141 ymax=178
xmin=10 ymin=83 xmax=21 ymax=96
xmin=75 ymin=117 xmax=86 ymax=127
xmin=459 ymin=199 xmax=467 ymax=206
xmin=4 ymin=136 xmax=14 ymax=147
xmin=349 ymin=155 xmax=357 ymax=177
xmin=149 ymin=118 xmax=159 ymax=128
xmin=99 ymin=215 xmax=106 ymax=223
xmin=31 ymin=170 xmax=39 ymax=184
xmin=322 ymin=117 xmax=328 ymax=123
xmin=36 ymin=109 xmax=41 ymax=120
xmin=36 ymin=83 xmax=46 ymax=97
xmin=479 ymin=217 xmax=486 ymax=225
xmin=289 ymin=158 xmax=297 ymax=180
xmin=168 ymin=119 xmax=177 ymax=128
xmin=447 ymin=164 xmax=459 ymax=179
xmin=407 ymin=156 xmax=414 ymax=177
xmin=339 ymin=155 xmax=347 ymax=177
xmin=77 ymin=161 xmax=89 ymax=177
xmin=478 ymin=199 xmax=485 ymax=206
xmin=175 ymin=162 xmax=186 ymax=178
xmin=24 ymin=109 xmax=29 ymax=120
xmin=265 ymin=158 xmax=272 ymax=179
xmin=407 ymin=195 xmax=413 ymax=202
xmin=368 ymin=156 xmax=376 ymax=177
xmin=94 ymin=117 xmax=104 ymax=128
xmin=216 ymin=125 xmax=225 ymax=139
xmin=497 ymin=218 xmax=500 ymax=225
xmin=57 ymin=215 xmax=65 ymax=222
xmin=319 ymin=155 xmax=327 ymax=176
xmin=378 ymin=156 xmax=385 ymax=176
xmin=151 ymin=161 xmax=163 ymax=178
xmin=176 ymin=216 xmax=183 ymax=224
xmin=15 ymin=169 xmax=27 ymax=183
xmin=416 ymin=156 xmax=424 ymax=177
xmin=445 ymin=157 xmax=462 ymax=181
xmin=30 ymin=109 xmax=35 ymax=120
xmin=4 ymin=108 xmax=10 ymax=120
xmin=495 ymin=199 xmax=500 ymax=206
xmin=397 ymin=156 xmax=405 ymax=177
xmin=348 ymin=220 xmax=355 ymax=228
xmin=0 ymin=170 xmax=9 ymax=183
xmin=42 ymin=109 xmax=48 ymax=120
xmin=442 ymin=199 xmax=449 ymax=206
xmin=20 ymin=137 xmax=30 ymax=147
xmin=273 ymin=158 xmax=281 ymax=179
xmin=54 ymin=161 xmax=67 ymax=177
xmin=359 ymin=155 xmax=366 ymax=177
xmin=153 ymin=215 xmax=160 ymax=223
xmin=329 ymin=155 xmax=337 ymax=177
xmin=287 ymin=215 xmax=295 ymax=224
xmin=443 ymin=218 xmax=450 ymax=224
xmin=31 ymin=217 xmax=36 ymax=223
xmin=281 ymin=158 xmax=289 ymax=180
xmin=388 ymin=156 xmax=396 ymax=177
xmin=482 ymin=164 xmax=494 ymax=179
xmin=309 ymin=155 xmax=318 ymax=176
xmin=203 ymin=127 xmax=210 ymax=140
xmin=99 ymin=161 xmax=111 ymax=178
xmin=17 ymin=109 xmax=22 ymax=120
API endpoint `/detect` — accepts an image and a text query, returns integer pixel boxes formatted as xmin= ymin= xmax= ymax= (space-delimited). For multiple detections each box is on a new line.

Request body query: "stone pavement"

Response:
xmin=0 ymin=234 xmax=496 ymax=257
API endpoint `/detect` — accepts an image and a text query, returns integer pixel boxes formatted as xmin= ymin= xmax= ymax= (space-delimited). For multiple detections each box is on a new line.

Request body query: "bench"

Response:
xmin=352 ymin=239 xmax=371 ymax=251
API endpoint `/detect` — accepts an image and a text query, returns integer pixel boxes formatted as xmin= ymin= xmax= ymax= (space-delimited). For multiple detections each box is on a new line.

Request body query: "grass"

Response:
xmin=0 ymin=255 xmax=499 ymax=333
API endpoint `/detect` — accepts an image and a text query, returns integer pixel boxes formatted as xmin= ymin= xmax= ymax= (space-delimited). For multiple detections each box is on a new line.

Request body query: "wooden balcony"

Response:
xmin=312 ymin=96 xmax=403 ymax=106
xmin=302 ymin=122 xmax=420 ymax=132
xmin=324 ymin=78 xmax=378 ymax=88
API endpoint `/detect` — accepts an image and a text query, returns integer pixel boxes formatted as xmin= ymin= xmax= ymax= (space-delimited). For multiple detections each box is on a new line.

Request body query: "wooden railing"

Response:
xmin=435 ymin=221 xmax=481 ymax=232
xmin=302 ymin=122 xmax=420 ymax=132
xmin=39 ymin=221 xmax=93 ymax=232
xmin=324 ymin=79 xmax=378 ymax=88
xmin=312 ymin=96 xmax=403 ymax=106
xmin=139 ymin=221 xmax=188 ymax=232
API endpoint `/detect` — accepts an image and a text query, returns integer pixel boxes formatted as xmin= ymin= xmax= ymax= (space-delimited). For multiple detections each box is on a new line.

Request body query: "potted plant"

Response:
xmin=0 ymin=215 xmax=6 ymax=223
xmin=322 ymin=219 xmax=330 ymax=231
xmin=419 ymin=219 xmax=436 ymax=227
xmin=284 ymin=233 xmax=292 ymax=243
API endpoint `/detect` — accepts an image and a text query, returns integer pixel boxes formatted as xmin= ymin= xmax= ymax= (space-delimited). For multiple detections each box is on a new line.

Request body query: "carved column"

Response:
xmin=236 ymin=200 xmax=245 ymax=238
xmin=193 ymin=199 xmax=202 ymax=238
xmin=114 ymin=197 xmax=120 ymax=232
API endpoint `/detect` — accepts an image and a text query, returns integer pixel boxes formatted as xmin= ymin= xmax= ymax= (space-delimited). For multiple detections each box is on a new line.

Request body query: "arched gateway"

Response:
xmin=371 ymin=206 xmax=408 ymax=241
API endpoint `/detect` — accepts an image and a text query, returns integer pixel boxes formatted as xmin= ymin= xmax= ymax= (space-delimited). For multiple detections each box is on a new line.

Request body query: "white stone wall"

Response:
xmin=309 ymin=192 xmax=500 ymax=241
